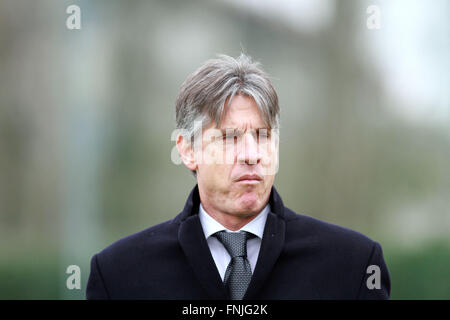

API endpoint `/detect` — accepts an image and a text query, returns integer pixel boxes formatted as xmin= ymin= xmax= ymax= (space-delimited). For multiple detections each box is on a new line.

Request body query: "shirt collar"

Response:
xmin=198 ymin=202 xmax=270 ymax=240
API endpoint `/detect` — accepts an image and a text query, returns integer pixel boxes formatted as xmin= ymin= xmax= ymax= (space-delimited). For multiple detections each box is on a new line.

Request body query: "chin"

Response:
xmin=234 ymin=211 xmax=258 ymax=218
xmin=236 ymin=193 xmax=260 ymax=213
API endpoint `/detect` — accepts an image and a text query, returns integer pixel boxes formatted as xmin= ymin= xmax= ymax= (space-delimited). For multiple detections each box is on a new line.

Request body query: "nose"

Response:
xmin=237 ymin=132 xmax=262 ymax=165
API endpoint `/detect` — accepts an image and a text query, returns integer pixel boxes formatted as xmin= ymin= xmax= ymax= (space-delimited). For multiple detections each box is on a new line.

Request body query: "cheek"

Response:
xmin=260 ymin=148 xmax=275 ymax=165
xmin=216 ymin=164 xmax=234 ymax=185
xmin=199 ymin=163 xmax=233 ymax=188
xmin=265 ymin=175 xmax=275 ymax=188
xmin=202 ymin=141 xmax=234 ymax=165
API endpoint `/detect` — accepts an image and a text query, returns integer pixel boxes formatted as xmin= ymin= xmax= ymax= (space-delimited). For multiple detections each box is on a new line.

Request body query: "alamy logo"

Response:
xmin=170 ymin=121 xmax=280 ymax=175
xmin=366 ymin=5 xmax=381 ymax=30
xmin=66 ymin=265 xmax=81 ymax=290
xmin=66 ymin=5 xmax=81 ymax=30
xmin=366 ymin=264 xmax=381 ymax=290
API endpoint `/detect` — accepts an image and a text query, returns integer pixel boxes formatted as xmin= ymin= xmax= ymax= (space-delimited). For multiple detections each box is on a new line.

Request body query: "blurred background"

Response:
xmin=0 ymin=0 xmax=449 ymax=299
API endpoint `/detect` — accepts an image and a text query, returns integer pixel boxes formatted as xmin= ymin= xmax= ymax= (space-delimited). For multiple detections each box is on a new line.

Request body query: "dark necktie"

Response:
xmin=214 ymin=231 xmax=254 ymax=300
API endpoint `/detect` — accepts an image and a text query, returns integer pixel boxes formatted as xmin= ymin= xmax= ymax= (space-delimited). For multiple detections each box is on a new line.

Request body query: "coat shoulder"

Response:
xmin=282 ymin=206 xmax=377 ymax=252
xmin=94 ymin=218 xmax=181 ymax=265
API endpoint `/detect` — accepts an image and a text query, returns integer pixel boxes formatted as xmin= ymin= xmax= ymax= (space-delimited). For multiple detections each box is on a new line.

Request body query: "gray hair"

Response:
xmin=175 ymin=53 xmax=280 ymax=175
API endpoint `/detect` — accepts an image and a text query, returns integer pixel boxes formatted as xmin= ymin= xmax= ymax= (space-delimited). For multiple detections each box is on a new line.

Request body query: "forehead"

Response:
xmin=218 ymin=94 xmax=267 ymax=129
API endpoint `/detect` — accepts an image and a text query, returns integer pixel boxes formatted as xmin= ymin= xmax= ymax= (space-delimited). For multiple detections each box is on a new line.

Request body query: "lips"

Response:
xmin=236 ymin=174 xmax=263 ymax=182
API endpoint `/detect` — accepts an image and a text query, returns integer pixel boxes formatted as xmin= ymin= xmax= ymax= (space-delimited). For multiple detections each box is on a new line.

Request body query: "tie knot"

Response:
xmin=214 ymin=231 xmax=254 ymax=258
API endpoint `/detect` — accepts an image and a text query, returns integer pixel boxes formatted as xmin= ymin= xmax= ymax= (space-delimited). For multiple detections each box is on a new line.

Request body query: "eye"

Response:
xmin=223 ymin=133 xmax=235 ymax=141
xmin=222 ymin=129 xmax=240 ymax=143
xmin=257 ymin=129 xmax=270 ymax=141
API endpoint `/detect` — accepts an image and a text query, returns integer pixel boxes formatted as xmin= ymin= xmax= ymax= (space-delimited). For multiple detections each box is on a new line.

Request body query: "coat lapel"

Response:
xmin=244 ymin=188 xmax=286 ymax=299
xmin=176 ymin=185 xmax=228 ymax=299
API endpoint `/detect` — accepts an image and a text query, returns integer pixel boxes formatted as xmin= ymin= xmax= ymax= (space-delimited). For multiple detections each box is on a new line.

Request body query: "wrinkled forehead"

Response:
xmin=216 ymin=94 xmax=271 ymax=130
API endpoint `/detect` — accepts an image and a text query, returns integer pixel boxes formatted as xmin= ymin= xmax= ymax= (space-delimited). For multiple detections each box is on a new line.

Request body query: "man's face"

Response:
xmin=193 ymin=94 xmax=278 ymax=217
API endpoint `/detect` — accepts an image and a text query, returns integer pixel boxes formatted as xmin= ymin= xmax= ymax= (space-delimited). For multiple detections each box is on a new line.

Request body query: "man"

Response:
xmin=86 ymin=53 xmax=391 ymax=299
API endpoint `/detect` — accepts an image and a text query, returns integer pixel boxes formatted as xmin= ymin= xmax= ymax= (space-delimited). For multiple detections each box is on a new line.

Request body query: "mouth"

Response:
xmin=236 ymin=174 xmax=263 ymax=184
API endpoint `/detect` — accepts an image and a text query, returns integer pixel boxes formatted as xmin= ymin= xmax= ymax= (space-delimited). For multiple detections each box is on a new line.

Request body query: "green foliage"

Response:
xmin=384 ymin=241 xmax=450 ymax=299
xmin=0 ymin=253 xmax=60 ymax=299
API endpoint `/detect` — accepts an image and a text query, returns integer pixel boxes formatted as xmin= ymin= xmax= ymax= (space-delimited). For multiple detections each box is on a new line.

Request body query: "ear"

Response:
xmin=176 ymin=134 xmax=198 ymax=172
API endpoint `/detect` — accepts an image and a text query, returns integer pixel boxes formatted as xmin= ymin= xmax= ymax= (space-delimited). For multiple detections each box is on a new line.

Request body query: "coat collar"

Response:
xmin=175 ymin=184 xmax=286 ymax=300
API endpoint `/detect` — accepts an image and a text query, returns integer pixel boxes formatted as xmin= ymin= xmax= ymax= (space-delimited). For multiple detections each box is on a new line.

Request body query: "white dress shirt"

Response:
xmin=198 ymin=202 xmax=270 ymax=281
